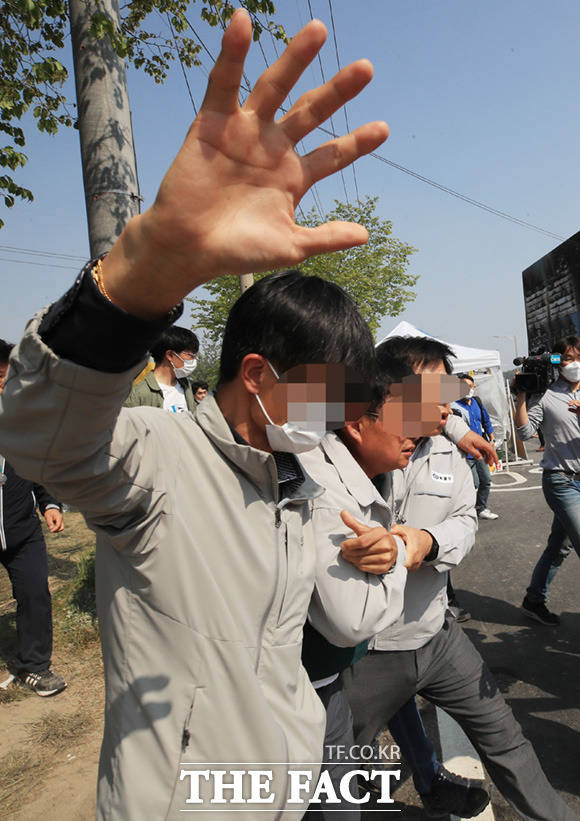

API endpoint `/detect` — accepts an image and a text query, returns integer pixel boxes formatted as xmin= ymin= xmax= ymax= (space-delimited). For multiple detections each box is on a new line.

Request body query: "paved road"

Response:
xmin=362 ymin=448 xmax=580 ymax=820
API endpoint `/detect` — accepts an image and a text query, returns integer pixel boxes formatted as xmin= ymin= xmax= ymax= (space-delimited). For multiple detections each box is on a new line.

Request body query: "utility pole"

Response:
xmin=69 ymin=0 xmax=141 ymax=257
xmin=239 ymin=274 xmax=254 ymax=293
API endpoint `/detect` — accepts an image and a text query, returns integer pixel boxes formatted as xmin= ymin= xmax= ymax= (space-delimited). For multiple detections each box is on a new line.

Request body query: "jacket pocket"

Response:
xmin=165 ymin=685 xmax=202 ymax=820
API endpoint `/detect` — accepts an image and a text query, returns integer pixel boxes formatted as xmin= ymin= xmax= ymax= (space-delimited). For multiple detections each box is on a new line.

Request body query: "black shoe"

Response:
xmin=419 ymin=766 xmax=490 ymax=818
xmin=522 ymin=596 xmax=560 ymax=626
xmin=447 ymin=603 xmax=471 ymax=623
xmin=8 ymin=660 xmax=67 ymax=697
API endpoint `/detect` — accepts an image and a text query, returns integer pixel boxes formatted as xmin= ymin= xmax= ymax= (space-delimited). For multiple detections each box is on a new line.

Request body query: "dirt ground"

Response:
xmin=0 ymin=514 xmax=103 ymax=821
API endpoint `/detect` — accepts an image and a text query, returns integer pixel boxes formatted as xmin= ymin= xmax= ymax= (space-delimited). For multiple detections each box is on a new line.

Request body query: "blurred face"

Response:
xmin=357 ymin=401 xmax=416 ymax=475
xmin=0 ymin=361 xmax=8 ymax=394
xmin=413 ymin=360 xmax=454 ymax=437
xmin=256 ymin=361 xmax=367 ymax=431
xmin=194 ymin=387 xmax=208 ymax=401
xmin=382 ymin=368 xmax=463 ymax=440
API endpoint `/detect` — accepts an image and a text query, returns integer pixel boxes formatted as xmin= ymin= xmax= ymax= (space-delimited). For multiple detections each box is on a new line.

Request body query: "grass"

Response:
xmin=0 ymin=749 xmax=43 ymax=810
xmin=29 ymin=708 xmax=95 ymax=749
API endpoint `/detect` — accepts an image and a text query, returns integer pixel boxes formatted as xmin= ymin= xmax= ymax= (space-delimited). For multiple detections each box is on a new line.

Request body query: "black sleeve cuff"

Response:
xmin=421 ymin=530 xmax=439 ymax=562
xmin=39 ymin=260 xmax=183 ymax=372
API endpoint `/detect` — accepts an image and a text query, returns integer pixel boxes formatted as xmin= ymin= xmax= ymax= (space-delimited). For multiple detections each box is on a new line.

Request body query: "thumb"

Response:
xmin=390 ymin=524 xmax=407 ymax=541
xmin=340 ymin=509 xmax=371 ymax=536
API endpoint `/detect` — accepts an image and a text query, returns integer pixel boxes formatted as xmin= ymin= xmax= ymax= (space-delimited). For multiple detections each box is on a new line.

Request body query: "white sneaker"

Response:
xmin=478 ymin=508 xmax=499 ymax=520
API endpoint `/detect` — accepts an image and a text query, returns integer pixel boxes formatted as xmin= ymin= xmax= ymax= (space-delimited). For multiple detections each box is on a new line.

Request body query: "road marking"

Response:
xmin=492 ymin=472 xmax=527 ymax=485
xmin=491 ymin=485 xmax=541 ymax=492
xmin=436 ymin=707 xmax=495 ymax=820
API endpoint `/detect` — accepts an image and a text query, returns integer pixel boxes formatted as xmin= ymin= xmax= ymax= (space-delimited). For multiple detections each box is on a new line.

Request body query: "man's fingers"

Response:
xmin=201 ymin=9 xmax=252 ymax=115
xmin=342 ymin=539 xmax=394 ymax=556
xmin=340 ymin=509 xmax=371 ymax=536
xmin=245 ymin=20 xmax=327 ymax=121
xmin=292 ymin=218 xmax=374 ymax=263
xmin=358 ymin=559 xmax=396 ymax=574
xmin=303 ymin=121 xmax=389 ymax=187
xmin=278 ymin=59 xmax=375 ymax=144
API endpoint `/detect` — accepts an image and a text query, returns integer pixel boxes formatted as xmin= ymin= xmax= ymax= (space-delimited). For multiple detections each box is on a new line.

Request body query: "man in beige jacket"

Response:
xmin=0 ymin=11 xmax=393 ymax=821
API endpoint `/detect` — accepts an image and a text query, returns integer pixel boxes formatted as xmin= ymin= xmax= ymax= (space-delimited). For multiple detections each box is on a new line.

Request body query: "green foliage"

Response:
xmin=189 ymin=196 xmax=419 ymax=341
xmin=194 ymin=336 xmax=221 ymax=388
xmin=0 ymin=1 xmax=286 ymax=225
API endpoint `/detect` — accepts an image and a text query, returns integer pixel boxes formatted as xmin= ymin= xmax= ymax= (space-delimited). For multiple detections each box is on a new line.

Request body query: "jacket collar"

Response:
xmin=144 ymin=370 xmax=162 ymax=393
xmin=320 ymin=432 xmax=388 ymax=510
xmin=194 ymin=395 xmax=323 ymax=504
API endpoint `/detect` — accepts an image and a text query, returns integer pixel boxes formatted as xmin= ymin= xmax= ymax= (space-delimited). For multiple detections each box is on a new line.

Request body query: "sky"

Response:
xmin=2 ymin=0 xmax=579 ymax=371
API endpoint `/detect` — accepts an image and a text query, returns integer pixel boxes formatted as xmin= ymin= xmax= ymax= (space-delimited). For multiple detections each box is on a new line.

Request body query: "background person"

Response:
xmin=515 ymin=334 xmax=580 ymax=625
xmin=0 ymin=340 xmax=66 ymax=697
xmin=452 ymin=373 xmax=499 ymax=520
xmin=192 ymin=380 xmax=209 ymax=403
xmin=124 ymin=326 xmax=200 ymax=412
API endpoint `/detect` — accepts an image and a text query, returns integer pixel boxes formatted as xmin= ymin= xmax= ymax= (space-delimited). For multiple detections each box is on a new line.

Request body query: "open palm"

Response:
xmin=105 ymin=10 xmax=388 ymax=318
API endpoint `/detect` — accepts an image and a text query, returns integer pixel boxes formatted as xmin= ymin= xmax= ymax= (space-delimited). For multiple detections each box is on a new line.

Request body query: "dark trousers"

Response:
xmin=0 ymin=534 xmax=53 ymax=672
xmin=303 ymin=675 xmax=360 ymax=821
xmin=344 ymin=616 xmax=577 ymax=821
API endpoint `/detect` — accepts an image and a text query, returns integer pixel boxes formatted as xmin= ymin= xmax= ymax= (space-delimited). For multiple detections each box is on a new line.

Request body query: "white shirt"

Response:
xmin=159 ymin=382 xmax=188 ymax=414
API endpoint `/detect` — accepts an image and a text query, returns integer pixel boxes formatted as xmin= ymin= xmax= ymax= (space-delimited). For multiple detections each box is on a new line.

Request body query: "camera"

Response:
xmin=513 ymin=349 xmax=561 ymax=394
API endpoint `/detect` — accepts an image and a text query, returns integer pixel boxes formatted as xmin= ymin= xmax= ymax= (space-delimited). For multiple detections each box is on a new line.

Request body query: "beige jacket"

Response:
xmin=0 ymin=314 xmax=329 ymax=820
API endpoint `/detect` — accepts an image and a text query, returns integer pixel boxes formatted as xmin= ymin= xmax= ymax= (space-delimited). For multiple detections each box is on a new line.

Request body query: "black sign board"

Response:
xmin=522 ymin=232 xmax=580 ymax=351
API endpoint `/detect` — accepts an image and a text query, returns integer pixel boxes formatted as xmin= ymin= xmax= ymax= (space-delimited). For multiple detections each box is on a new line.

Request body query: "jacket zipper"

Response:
xmin=0 ymin=457 xmax=7 ymax=551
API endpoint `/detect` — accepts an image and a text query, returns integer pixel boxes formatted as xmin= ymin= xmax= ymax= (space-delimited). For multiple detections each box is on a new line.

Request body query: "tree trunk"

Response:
xmin=69 ymin=0 xmax=141 ymax=257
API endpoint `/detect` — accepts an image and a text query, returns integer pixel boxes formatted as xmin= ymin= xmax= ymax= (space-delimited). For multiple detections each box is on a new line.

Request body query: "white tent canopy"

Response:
xmin=377 ymin=321 xmax=510 ymax=446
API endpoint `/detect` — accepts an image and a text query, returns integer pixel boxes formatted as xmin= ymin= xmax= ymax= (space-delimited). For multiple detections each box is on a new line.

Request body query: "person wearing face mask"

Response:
xmin=125 ymin=325 xmax=200 ymax=413
xmin=452 ymin=373 xmax=499 ymax=521
xmin=516 ymin=334 xmax=580 ymax=626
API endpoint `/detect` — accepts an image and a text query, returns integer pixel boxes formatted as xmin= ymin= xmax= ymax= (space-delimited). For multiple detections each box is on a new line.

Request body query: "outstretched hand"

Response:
xmin=103 ymin=9 xmax=389 ymax=319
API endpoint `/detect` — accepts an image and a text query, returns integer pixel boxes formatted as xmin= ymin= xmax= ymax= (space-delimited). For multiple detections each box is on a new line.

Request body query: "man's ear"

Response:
xmin=342 ymin=418 xmax=365 ymax=445
xmin=240 ymin=354 xmax=269 ymax=395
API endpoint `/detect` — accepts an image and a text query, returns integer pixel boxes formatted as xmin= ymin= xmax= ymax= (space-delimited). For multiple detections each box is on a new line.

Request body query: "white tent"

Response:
xmin=377 ymin=321 xmax=510 ymax=446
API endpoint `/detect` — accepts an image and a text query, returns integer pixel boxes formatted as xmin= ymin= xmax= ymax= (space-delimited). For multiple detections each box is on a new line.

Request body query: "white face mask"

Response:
xmin=560 ymin=361 xmax=580 ymax=383
xmin=466 ymin=388 xmax=475 ymax=399
xmin=171 ymin=353 xmax=197 ymax=379
xmin=255 ymin=361 xmax=326 ymax=453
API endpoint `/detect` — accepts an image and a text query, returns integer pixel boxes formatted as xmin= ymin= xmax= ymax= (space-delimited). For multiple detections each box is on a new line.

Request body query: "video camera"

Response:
xmin=513 ymin=349 xmax=561 ymax=394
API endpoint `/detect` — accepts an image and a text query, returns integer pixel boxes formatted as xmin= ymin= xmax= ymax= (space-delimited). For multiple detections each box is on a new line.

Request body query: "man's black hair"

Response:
xmin=457 ymin=372 xmax=474 ymax=383
xmin=554 ymin=335 xmax=580 ymax=356
xmin=376 ymin=336 xmax=455 ymax=377
xmin=192 ymin=380 xmax=209 ymax=392
xmin=0 ymin=339 xmax=14 ymax=364
xmin=150 ymin=326 xmax=199 ymax=365
xmin=218 ymin=270 xmax=376 ymax=385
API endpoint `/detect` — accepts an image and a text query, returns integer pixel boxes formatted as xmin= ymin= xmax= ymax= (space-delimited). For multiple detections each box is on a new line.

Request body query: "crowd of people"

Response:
xmin=0 ymin=10 xmax=578 ymax=821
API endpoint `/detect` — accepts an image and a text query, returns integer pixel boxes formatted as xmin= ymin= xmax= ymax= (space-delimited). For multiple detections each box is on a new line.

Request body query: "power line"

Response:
xmin=167 ymin=13 xmax=198 ymax=116
xmin=306 ymin=0 xmax=349 ymax=205
xmin=327 ymin=0 xmax=359 ymax=202
xmin=314 ymin=124 xmax=565 ymax=241
xmin=0 ymin=256 xmax=80 ymax=271
xmin=0 ymin=245 xmax=87 ymax=261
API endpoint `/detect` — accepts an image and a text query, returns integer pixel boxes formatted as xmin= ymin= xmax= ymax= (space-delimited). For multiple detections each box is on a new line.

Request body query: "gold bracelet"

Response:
xmin=92 ymin=258 xmax=113 ymax=302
